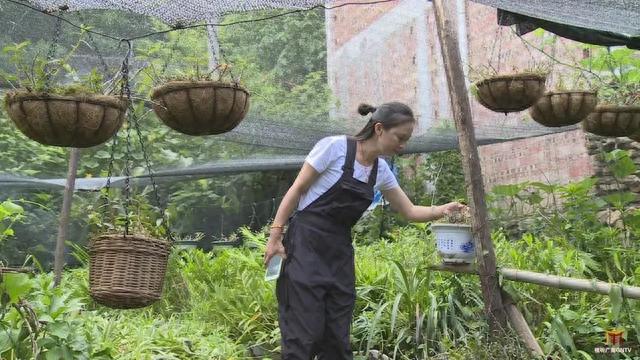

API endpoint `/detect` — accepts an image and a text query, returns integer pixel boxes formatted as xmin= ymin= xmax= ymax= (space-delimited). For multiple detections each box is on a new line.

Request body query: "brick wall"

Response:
xmin=326 ymin=0 xmax=437 ymax=134
xmin=326 ymin=0 xmax=595 ymax=190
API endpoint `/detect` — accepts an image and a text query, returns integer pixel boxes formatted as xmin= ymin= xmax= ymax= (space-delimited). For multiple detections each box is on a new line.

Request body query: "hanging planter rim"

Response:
xmin=543 ymin=90 xmax=597 ymax=96
xmin=591 ymin=104 xmax=640 ymax=113
xmin=474 ymin=73 xmax=547 ymax=87
xmin=151 ymin=80 xmax=249 ymax=99
xmin=5 ymin=90 xmax=127 ymax=111
xmin=89 ymin=233 xmax=171 ymax=252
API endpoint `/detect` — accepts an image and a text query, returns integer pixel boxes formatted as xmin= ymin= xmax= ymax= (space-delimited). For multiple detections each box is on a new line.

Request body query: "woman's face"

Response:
xmin=375 ymin=121 xmax=414 ymax=155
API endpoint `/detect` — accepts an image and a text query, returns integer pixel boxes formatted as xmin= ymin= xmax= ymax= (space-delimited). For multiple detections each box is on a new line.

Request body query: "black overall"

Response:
xmin=277 ymin=137 xmax=378 ymax=360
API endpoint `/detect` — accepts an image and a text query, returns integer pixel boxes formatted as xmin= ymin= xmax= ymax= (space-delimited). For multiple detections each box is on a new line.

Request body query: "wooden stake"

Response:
xmin=54 ymin=147 xmax=80 ymax=287
xmin=501 ymin=289 xmax=545 ymax=356
xmin=431 ymin=0 xmax=508 ymax=328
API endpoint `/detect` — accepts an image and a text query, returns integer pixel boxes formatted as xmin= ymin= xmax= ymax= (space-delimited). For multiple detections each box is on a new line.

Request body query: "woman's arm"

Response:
xmin=264 ymin=162 xmax=320 ymax=266
xmin=381 ymin=187 xmax=466 ymax=222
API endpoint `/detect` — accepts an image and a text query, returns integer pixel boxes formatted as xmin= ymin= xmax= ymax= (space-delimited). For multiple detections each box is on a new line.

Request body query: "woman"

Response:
xmin=264 ymin=102 xmax=466 ymax=359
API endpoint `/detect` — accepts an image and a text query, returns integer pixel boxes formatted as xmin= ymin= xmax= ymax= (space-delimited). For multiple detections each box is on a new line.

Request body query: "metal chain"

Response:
xmin=217 ymin=45 xmax=240 ymax=84
xmin=130 ymin=104 xmax=175 ymax=241
xmin=100 ymin=127 xmax=120 ymax=230
xmin=119 ymin=39 xmax=175 ymax=241
xmin=77 ymin=13 xmax=110 ymax=74
xmin=120 ymin=41 xmax=133 ymax=236
xmin=159 ymin=33 xmax=181 ymax=76
xmin=43 ymin=15 xmax=64 ymax=91
xmin=73 ymin=11 xmax=118 ymax=234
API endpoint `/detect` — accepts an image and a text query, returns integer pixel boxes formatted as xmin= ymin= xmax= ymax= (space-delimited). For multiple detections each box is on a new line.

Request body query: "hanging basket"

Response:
xmin=474 ymin=73 xmax=546 ymax=113
xmin=89 ymin=233 xmax=171 ymax=309
xmin=4 ymin=91 xmax=126 ymax=148
xmin=151 ymin=81 xmax=250 ymax=136
xmin=582 ymin=105 xmax=640 ymax=137
xmin=529 ymin=91 xmax=598 ymax=127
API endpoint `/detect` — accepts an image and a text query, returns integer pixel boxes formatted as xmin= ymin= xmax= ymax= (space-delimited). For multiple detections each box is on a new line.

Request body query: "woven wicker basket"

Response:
xmin=582 ymin=105 xmax=640 ymax=137
xmin=89 ymin=234 xmax=171 ymax=309
xmin=4 ymin=91 xmax=126 ymax=148
xmin=474 ymin=73 xmax=546 ymax=113
xmin=529 ymin=91 xmax=597 ymax=127
xmin=151 ymin=81 xmax=250 ymax=136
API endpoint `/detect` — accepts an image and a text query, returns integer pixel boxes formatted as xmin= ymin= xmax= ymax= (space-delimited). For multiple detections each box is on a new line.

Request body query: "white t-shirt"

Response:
xmin=298 ymin=135 xmax=399 ymax=210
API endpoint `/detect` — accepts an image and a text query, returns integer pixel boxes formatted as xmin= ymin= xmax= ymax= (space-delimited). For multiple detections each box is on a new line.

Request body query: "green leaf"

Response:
xmin=45 ymin=346 xmax=64 ymax=360
xmin=552 ymin=316 xmax=576 ymax=352
xmin=605 ymin=150 xmax=636 ymax=179
xmin=390 ymin=292 xmax=403 ymax=334
xmin=633 ymin=312 xmax=640 ymax=344
xmin=608 ymin=285 xmax=623 ymax=323
xmin=1 ymin=200 xmax=23 ymax=215
xmin=0 ymin=329 xmax=19 ymax=353
xmin=576 ymin=350 xmax=593 ymax=360
xmin=0 ymin=273 xmax=32 ymax=303
xmin=604 ymin=192 xmax=637 ymax=209
xmin=48 ymin=321 xmax=70 ymax=339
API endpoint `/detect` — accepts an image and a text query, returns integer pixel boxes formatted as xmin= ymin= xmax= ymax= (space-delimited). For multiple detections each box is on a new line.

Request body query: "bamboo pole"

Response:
xmin=431 ymin=0 xmax=508 ymax=329
xmin=429 ymin=264 xmax=640 ymax=299
xmin=501 ymin=289 xmax=545 ymax=356
xmin=0 ymin=267 xmax=35 ymax=274
xmin=54 ymin=147 xmax=80 ymax=287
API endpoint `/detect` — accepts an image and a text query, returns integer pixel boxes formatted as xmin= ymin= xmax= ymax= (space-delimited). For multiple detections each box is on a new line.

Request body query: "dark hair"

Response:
xmin=354 ymin=102 xmax=415 ymax=141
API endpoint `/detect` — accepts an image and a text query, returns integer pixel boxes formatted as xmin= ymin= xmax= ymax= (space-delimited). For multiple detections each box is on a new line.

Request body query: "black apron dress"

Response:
xmin=277 ymin=136 xmax=378 ymax=360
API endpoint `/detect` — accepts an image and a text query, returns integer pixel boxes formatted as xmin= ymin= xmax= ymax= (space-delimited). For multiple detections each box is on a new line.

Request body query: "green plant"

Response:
xmin=0 ymin=29 xmax=108 ymax=95
xmin=0 ymin=271 xmax=113 ymax=359
xmin=438 ymin=206 xmax=471 ymax=224
xmin=581 ymin=46 xmax=640 ymax=106
xmin=0 ymin=199 xmax=24 ymax=244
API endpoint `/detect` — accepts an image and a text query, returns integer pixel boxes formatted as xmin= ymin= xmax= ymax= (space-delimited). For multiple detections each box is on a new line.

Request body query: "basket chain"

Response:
xmin=43 ymin=14 xmax=64 ymax=91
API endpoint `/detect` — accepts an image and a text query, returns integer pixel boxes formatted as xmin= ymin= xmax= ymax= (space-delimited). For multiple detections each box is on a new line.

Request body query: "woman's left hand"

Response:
xmin=440 ymin=201 xmax=468 ymax=216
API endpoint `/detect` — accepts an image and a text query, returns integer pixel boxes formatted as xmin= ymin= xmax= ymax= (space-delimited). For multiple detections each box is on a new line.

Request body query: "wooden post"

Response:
xmin=432 ymin=0 xmax=508 ymax=329
xmin=54 ymin=148 xmax=80 ymax=287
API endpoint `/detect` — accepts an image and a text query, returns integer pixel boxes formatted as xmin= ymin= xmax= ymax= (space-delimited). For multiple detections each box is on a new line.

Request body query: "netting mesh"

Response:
xmin=0 ymin=0 xmax=573 ymax=183
xmin=0 ymin=0 xmax=592 ymax=266
xmin=20 ymin=0 xmax=327 ymax=26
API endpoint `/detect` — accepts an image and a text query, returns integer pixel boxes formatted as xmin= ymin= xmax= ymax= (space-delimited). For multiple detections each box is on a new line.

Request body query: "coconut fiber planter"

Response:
xmin=89 ymin=233 xmax=171 ymax=309
xmin=4 ymin=91 xmax=126 ymax=147
xmin=582 ymin=105 xmax=640 ymax=137
xmin=529 ymin=91 xmax=598 ymax=127
xmin=151 ymin=81 xmax=250 ymax=136
xmin=474 ymin=73 xmax=546 ymax=113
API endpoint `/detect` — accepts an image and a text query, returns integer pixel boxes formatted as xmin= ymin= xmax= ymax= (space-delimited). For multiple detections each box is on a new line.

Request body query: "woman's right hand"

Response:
xmin=264 ymin=231 xmax=287 ymax=267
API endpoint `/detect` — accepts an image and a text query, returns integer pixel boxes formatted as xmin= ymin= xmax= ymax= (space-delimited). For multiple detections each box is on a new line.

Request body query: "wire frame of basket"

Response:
xmin=474 ymin=73 xmax=546 ymax=113
xmin=151 ymin=80 xmax=250 ymax=136
xmin=529 ymin=91 xmax=598 ymax=127
xmin=89 ymin=233 xmax=171 ymax=309
xmin=4 ymin=91 xmax=127 ymax=148
xmin=582 ymin=105 xmax=640 ymax=137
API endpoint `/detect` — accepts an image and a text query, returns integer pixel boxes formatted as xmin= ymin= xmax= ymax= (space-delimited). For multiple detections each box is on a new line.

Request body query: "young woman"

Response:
xmin=264 ymin=102 xmax=466 ymax=359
